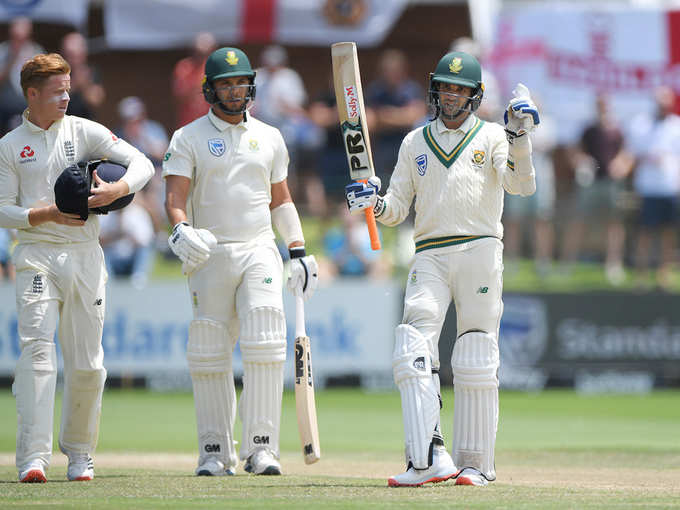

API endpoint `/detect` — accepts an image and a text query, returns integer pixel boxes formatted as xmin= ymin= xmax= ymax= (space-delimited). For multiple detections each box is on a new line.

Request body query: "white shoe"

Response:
xmin=388 ymin=448 xmax=457 ymax=487
xmin=196 ymin=457 xmax=235 ymax=476
xmin=455 ymin=467 xmax=489 ymax=486
xmin=67 ymin=453 xmax=94 ymax=481
xmin=244 ymin=449 xmax=281 ymax=475
xmin=19 ymin=461 xmax=47 ymax=483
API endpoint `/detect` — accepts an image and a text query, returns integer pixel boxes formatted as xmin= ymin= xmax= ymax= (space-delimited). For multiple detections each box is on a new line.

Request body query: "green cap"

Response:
xmin=204 ymin=47 xmax=254 ymax=82
xmin=431 ymin=51 xmax=482 ymax=89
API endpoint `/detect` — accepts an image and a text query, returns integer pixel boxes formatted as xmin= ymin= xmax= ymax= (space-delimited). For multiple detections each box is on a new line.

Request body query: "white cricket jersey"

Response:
xmin=162 ymin=109 xmax=288 ymax=244
xmin=379 ymin=115 xmax=511 ymax=250
xmin=0 ymin=112 xmax=154 ymax=244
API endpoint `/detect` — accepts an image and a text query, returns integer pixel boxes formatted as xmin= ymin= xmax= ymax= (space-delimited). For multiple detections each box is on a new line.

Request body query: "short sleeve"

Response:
xmin=162 ymin=129 xmax=195 ymax=179
xmin=270 ymin=128 xmax=289 ymax=184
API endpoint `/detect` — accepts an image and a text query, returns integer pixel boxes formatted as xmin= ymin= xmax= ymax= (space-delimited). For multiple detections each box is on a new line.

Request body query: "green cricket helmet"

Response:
xmin=202 ymin=47 xmax=256 ymax=112
xmin=428 ymin=51 xmax=484 ymax=118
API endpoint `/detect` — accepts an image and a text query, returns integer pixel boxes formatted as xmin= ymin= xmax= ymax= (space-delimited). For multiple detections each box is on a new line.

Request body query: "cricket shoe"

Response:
xmin=196 ymin=457 xmax=235 ymax=476
xmin=19 ymin=461 xmax=47 ymax=483
xmin=67 ymin=453 xmax=94 ymax=481
xmin=244 ymin=449 xmax=281 ymax=475
xmin=388 ymin=448 xmax=457 ymax=487
xmin=455 ymin=467 xmax=489 ymax=486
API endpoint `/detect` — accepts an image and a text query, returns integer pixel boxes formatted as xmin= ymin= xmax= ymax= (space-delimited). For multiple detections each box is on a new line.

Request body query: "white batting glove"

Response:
xmin=345 ymin=176 xmax=381 ymax=215
xmin=287 ymin=249 xmax=318 ymax=300
xmin=504 ymin=83 xmax=540 ymax=139
xmin=168 ymin=222 xmax=216 ymax=273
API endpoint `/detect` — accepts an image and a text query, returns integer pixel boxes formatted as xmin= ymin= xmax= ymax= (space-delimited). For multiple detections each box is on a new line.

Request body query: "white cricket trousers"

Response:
xmin=402 ymin=237 xmax=504 ymax=369
xmin=12 ymin=240 xmax=107 ymax=471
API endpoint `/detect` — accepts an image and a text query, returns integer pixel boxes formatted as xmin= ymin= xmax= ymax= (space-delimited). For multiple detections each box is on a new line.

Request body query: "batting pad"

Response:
xmin=186 ymin=319 xmax=238 ymax=469
xmin=59 ymin=367 xmax=107 ymax=455
xmin=14 ymin=340 xmax=57 ymax=469
xmin=239 ymin=307 xmax=286 ymax=460
xmin=392 ymin=324 xmax=440 ymax=470
xmin=451 ymin=331 xmax=499 ymax=481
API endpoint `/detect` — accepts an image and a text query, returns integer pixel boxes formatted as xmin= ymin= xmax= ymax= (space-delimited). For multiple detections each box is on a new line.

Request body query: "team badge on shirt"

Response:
xmin=208 ymin=138 xmax=225 ymax=157
xmin=472 ymin=150 xmax=486 ymax=166
xmin=415 ymin=154 xmax=427 ymax=176
xmin=248 ymin=139 xmax=259 ymax=152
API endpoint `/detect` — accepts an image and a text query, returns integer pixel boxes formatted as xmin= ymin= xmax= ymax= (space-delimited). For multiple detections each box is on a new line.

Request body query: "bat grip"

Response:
xmin=358 ymin=179 xmax=381 ymax=250
xmin=295 ymin=294 xmax=306 ymax=338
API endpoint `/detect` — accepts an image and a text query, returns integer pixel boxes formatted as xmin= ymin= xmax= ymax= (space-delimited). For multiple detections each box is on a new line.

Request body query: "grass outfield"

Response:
xmin=1 ymin=388 xmax=679 ymax=508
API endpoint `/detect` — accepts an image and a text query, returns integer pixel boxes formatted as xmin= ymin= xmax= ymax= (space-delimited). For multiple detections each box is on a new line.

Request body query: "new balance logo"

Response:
xmin=477 ymin=286 xmax=489 ymax=294
xmin=93 ymin=298 xmax=103 ymax=306
xmin=204 ymin=444 xmax=221 ymax=453
xmin=304 ymin=444 xmax=314 ymax=455
xmin=413 ymin=356 xmax=426 ymax=371
xmin=253 ymin=435 xmax=270 ymax=445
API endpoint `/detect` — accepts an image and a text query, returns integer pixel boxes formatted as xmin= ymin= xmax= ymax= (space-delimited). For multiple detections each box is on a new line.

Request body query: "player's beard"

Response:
xmin=440 ymin=99 xmax=470 ymax=121
xmin=218 ymin=97 xmax=249 ymax=115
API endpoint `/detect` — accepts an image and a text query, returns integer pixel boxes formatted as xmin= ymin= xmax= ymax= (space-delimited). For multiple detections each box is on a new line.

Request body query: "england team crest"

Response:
xmin=208 ymin=138 xmax=225 ymax=157
xmin=415 ymin=154 xmax=427 ymax=176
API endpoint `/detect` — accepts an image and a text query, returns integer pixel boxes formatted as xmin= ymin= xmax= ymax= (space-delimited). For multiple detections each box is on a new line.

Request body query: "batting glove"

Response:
xmin=168 ymin=222 xmax=217 ymax=274
xmin=345 ymin=176 xmax=381 ymax=215
xmin=287 ymin=247 xmax=318 ymax=300
xmin=504 ymin=83 xmax=540 ymax=140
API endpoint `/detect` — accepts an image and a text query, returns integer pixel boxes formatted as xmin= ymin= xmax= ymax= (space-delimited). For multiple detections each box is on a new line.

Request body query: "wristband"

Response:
xmin=289 ymin=246 xmax=306 ymax=259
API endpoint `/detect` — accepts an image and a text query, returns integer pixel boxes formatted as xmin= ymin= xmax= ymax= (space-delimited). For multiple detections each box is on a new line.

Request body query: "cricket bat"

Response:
xmin=331 ymin=41 xmax=381 ymax=251
xmin=294 ymin=293 xmax=320 ymax=464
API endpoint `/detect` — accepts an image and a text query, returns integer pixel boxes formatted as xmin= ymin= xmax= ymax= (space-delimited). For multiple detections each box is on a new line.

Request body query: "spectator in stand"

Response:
xmin=0 ymin=228 xmax=15 ymax=282
xmin=0 ymin=17 xmax=43 ymax=134
xmin=503 ymin=101 xmax=557 ymax=277
xmin=172 ymin=32 xmax=216 ymax=129
xmin=449 ymin=37 xmax=502 ymax=122
xmin=627 ymin=86 xmax=680 ymax=289
xmin=366 ymin=49 xmax=426 ymax=186
xmin=60 ymin=32 xmax=105 ymax=120
xmin=99 ymin=193 xmax=156 ymax=289
xmin=560 ymin=95 xmax=633 ymax=284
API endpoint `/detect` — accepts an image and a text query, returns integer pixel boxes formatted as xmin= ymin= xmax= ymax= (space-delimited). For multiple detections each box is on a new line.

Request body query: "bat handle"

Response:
xmin=358 ymin=179 xmax=381 ymax=251
xmin=295 ymin=293 xmax=306 ymax=338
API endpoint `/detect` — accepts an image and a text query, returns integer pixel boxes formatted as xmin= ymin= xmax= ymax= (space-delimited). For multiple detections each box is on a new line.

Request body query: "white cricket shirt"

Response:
xmin=162 ymin=110 xmax=288 ymax=244
xmin=0 ymin=112 xmax=154 ymax=244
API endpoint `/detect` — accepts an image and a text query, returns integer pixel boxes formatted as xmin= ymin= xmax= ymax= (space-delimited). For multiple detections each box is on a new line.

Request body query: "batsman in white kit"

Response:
xmin=0 ymin=53 xmax=154 ymax=483
xmin=163 ymin=47 xmax=318 ymax=476
xmin=345 ymin=51 xmax=540 ymax=487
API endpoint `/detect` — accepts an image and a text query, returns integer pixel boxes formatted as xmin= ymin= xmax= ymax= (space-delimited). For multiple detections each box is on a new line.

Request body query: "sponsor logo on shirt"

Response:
xmin=19 ymin=145 xmax=36 ymax=163
xmin=163 ymin=152 xmax=171 ymax=161
xmin=415 ymin=154 xmax=427 ymax=176
xmin=208 ymin=138 xmax=225 ymax=157
xmin=64 ymin=140 xmax=75 ymax=162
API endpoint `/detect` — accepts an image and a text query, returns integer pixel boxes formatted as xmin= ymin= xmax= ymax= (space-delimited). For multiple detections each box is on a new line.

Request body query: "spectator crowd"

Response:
xmin=2 ymin=22 xmax=680 ymax=291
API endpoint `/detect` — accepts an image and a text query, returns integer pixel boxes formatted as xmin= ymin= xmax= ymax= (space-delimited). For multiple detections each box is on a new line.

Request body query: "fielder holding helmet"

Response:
xmin=163 ymin=47 xmax=318 ymax=477
xmin=345 ymin=51 xmax=539 ymax=487
xmin=0 ymin=53 xmax=154 ymax=483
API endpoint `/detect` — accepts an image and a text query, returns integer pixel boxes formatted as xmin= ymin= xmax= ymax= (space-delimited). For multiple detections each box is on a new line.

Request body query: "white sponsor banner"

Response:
xmin=0 ymin=279 xmax=400 ymax=383
xmin=104 ymin=0 xmax=408 ymax=49
xmin=488 ymin=4 xmax=679 ymax=143
xmin=0 ymin=0 xmax=87 ymax=26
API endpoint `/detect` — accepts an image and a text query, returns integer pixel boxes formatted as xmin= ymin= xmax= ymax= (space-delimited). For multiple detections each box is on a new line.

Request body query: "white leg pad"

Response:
xmin=14 ymin=340 xmax=57 ymax=470
xmin=392 ymin=324 xmax=441 ymax=470
xmin=187 ymin=319 xmax=238 ymax=470
xmin=59 ymin=367 xmax=107 ymax=455
xmin=239 ymin=306 xmax=286 ymax=461
xmin=451 ymin=331 xmax=499 ymax=481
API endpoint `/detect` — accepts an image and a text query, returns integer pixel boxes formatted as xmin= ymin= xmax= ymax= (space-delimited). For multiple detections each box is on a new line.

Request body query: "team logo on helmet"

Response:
xmin=225 ymin=51 xmax=239 ymax=66
xmin=415 ymin=154 xmax=428 ymax=176
xmin=208 ymin=138 xmax=225 ymax=157
xmin=449 ymin=57 xmax=463 ymax=74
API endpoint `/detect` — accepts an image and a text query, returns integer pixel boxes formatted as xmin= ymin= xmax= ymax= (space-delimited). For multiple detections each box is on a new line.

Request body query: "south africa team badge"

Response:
xmin=415 ymin=154 xmax=427 ymax=176
xmin=208 ymin=138 xmax=225 ymax=157
xmin=472 ymin=150 xmax=486 ymax=166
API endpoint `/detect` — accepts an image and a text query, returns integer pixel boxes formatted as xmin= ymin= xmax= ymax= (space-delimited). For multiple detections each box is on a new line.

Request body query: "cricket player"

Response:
xmin=0 ymin=53 xmax=154 ymax=483
xmin=163 ymin=47 xmax=318 ymax=477
xmin=345 ymin=51 xmax=539 ymax=487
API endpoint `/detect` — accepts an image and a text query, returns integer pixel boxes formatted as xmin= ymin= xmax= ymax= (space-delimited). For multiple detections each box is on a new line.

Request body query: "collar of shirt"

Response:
xmin=208 ymin=108 xmax=249 ymax=132
xmin=435 ymin=113 xmax=476 ymax=135
xmin=22 ymin=109 xmax=64 ymax=133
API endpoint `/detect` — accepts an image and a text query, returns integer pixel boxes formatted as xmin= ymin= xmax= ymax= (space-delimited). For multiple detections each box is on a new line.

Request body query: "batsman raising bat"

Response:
xmin=163 ymin=47 xmax=318 ymax=477
xmin=345 ymin=51 xmax=539 ymax=487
